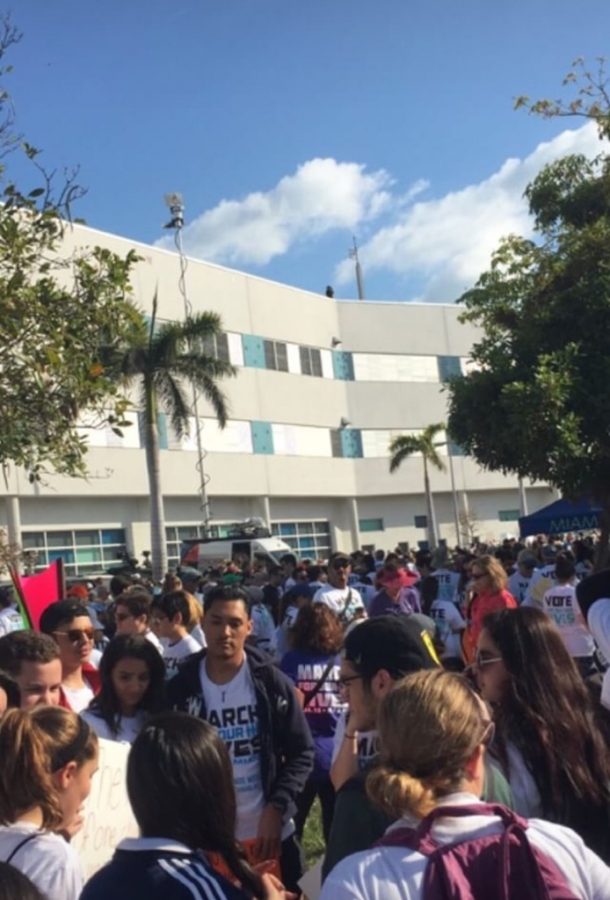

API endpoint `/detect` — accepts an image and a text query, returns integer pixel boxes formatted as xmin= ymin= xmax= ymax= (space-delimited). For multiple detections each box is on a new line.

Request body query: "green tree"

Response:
xmin=0 ymin=16 xmax=141 ymax=480
xmin=448 ymin=63 xmax=610 ymax=566
xmin=389 ymin=424 xmax=446 ymax=549
xmin=116 ymin=297 xmax=236 ymax=581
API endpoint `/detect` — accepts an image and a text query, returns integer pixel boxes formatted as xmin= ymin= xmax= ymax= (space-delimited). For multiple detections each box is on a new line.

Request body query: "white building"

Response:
xmin=2 ymin=223 xmax=553 ymax=576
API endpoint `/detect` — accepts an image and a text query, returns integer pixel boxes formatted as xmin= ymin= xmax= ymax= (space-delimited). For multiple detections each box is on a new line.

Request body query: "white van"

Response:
xmin=180 ymin=520 xmax=293 ymax=571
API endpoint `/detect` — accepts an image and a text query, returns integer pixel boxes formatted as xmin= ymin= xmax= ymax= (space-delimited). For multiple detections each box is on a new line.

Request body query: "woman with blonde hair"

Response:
xmin=0 ymin=706 xmax=98 ymax=900
xmin=320 ymin=669 xmax=610 ymax=899
xmin=461 ymin=555 xmax=516 ymax=664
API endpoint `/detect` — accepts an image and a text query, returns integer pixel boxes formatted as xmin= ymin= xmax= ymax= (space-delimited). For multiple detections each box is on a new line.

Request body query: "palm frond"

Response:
xmin=389 ymin=434 xmax=423 ymax=472
xmin=171 ymin=352 xmax=237 ymax=383
xmin=193 ymin=373 xmax=230 ymax=428
xmin=154 ymin=371 xmax=191 ymax=438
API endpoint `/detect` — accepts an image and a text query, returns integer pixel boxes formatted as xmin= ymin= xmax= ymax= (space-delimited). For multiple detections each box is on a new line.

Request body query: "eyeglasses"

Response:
xmin=474 ymin=650 xmax=503 ymax=669
xmin=338 ymin=674 xmax=363 ymax=689
xmin=54 ymin=628 xmax=95 ymax=644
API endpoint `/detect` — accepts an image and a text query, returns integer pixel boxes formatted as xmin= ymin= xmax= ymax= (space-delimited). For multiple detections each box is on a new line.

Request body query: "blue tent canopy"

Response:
xmin=518 ymin=498 xmax=601 ymax=538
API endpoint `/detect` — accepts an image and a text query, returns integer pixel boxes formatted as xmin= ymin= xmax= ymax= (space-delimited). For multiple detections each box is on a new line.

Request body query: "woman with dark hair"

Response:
xmin=82 ymin=635 xmax=166 ymax=743
xmin=81 ymin=712 xmax=287 ymax=900
xmin=476 ymin=606 xmax=610 ymax=860
xmin=280 ymin=604 xmax=345 ymax=841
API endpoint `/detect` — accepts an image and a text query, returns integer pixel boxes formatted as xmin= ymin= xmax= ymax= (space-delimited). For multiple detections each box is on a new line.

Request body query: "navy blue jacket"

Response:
xmin=81 ymin=843 xmax=248 ymax=900
xmin=166 ymin=646 xmax=314 ymax=822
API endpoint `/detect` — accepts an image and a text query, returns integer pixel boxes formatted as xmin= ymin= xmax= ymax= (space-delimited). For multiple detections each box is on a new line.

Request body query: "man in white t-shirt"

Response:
xmin=167 ymin=584 xmax=313 ymax=893
xmin=151 ymin=590 xmax=200 ymax=679
xmin=314 ymin=554 xmax=366 ymax=625
xmin=113 ymin=591 xmax=163 ymax=653
xmin=39 ymin=600 xmax=100 ymax=712
xmin=507 ymin=550 xmax=538 ymax=605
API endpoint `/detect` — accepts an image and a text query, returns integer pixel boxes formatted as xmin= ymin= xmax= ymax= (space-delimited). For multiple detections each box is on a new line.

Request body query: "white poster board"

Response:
xmin=72 ymin=738 xmax=139 ymax=881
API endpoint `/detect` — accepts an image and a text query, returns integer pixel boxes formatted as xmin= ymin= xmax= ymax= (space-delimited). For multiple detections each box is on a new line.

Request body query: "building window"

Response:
xmin=498 ymin=509 xmax=520 ymax=522
xmin=414 ymin=515 xmax=428 ymax=529
xmin=21 ymin=528 xmax=127 ymax=577
xmin=330 ymin=429 xmax=343 ymax=458
xmin=359 ymin=518 xmax=384 ymax=532
xmin=299 ymin=346 xmax=323 ymax=377
xmin=271 ymin=520 xmax=332 ymax=559
xmin=264 ymin=340 xmax=288 ymax=372
xmin=201 ymin=332 xmax=230 ymax=364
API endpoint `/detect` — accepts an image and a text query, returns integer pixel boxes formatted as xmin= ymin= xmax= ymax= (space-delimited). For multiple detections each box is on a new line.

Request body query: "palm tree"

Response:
xmin=389 ymin=423 xmax=446 ymax=549
xmin=117 ymin=296 xmax=236 ymax=581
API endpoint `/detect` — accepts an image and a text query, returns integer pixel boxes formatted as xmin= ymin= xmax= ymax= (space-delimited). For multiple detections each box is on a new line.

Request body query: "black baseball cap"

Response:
xmin=344 ymin=615 xmax=440 ymax=680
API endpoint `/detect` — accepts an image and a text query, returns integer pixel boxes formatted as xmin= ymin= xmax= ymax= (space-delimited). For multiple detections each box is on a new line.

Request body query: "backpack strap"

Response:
xmin=376 ymin=803 xmax=556 ymax=900
xmin=5 ymin=832 xmax=40 ymax=864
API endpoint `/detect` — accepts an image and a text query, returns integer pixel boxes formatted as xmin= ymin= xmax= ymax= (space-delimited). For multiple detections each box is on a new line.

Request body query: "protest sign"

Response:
xmin=72 ymin=737 xmax=138 ymax=880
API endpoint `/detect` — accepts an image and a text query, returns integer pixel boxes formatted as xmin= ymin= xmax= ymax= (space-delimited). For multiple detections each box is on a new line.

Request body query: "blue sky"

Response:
xmin=6 ymin=1 xmax=610 ymax=301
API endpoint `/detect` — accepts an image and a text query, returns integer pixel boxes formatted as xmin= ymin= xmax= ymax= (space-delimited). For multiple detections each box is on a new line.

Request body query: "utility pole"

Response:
xmin=349 ymin=236 xmax=365 ymax=301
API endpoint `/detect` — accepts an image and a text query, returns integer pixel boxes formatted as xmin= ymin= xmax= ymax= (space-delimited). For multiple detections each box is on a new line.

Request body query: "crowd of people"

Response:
xmin=0 ymin=532 xmax=610 ymax=898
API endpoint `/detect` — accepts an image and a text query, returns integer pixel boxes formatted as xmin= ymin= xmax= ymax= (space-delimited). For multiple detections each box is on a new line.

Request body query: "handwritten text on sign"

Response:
xmin=72 ymin=738 xmax=138 ymax=881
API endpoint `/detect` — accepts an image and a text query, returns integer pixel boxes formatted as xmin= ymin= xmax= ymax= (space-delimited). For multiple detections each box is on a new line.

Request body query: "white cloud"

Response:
xmin=334 ymin=122 xmax=605 ymax=301
xmin=156 ymin=158 xmax=396 ymax=266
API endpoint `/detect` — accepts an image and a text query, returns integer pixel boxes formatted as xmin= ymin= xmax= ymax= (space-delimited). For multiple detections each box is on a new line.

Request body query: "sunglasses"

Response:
xmin=115 ymin=612 xmax=133 ymax=622
xmin=332 ymin=560 xmax=350 ymax=570
xmin=474 ymin=650 xmax=503 ymax=669
xmin=471 ymin=572 xmax=485 ymax=579
xmin=54 ymin=628 xmax=95 ymax=644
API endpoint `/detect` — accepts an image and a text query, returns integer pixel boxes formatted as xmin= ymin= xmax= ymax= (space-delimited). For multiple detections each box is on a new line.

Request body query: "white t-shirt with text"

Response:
xmin=313 ymin=585 xmax=365 ymax=623
xmin=199 ymin=659 xmax=264 ymax=841
xmin=430 ymin=599 xmax=465 ymax=658
xmin=162 ymin=633 xmax=201 ymax=679
xmin=542 ymin=582 xmax=595 ymax=658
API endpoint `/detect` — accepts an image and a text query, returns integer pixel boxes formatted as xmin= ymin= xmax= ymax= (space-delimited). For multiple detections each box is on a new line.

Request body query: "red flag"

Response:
xmin=10 ymin=559 xmax=65 ymax=630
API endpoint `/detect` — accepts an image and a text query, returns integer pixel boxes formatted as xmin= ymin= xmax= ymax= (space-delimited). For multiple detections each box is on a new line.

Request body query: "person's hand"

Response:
xmin=261 ymin=872 xmax=298 ymax=900
xmin=60 ymin=804 xmax=85 ymax=841
xmin=255 ymin=804 xmax=282 ymax=862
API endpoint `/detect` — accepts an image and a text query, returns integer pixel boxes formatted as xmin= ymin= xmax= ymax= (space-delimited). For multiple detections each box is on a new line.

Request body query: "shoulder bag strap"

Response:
xmin=5 ymin=832 xmax=40 ymax=864
xmin=302 ymin=659 xmax=337 ymax=709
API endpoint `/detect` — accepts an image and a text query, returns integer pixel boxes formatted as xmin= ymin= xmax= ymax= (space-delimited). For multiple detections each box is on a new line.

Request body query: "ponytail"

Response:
xmin=0 ymin=706 xmax=97 ymax=832
xmin=0 ymin=709 xmax=62 ymax=829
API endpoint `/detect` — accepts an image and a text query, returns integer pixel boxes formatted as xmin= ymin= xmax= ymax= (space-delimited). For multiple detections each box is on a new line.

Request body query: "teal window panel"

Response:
xmin=251 ymin=421 xmax=274 ymax=454
xmin=447 ymin=440 xmax=466 ymax=456
xmin=437 ymin=356 xmax=462 ymax=383
xmin=138 ymin=412 xmax=168 ymax=449
xmin=157 ymin=413 xmax=169 ymax=450
xmin=242 ymin=335 xmax=266 ymax=369
xmin=499 ymin=509 xmax=520 ymax=522
xmin=359 ymin=518 xmax=384 ymax=532
xmin=332 ymin=350 xmax=354 ymax=381
xmin=340 ymin=428 xmax=363 ymax=458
